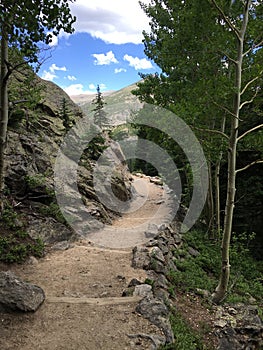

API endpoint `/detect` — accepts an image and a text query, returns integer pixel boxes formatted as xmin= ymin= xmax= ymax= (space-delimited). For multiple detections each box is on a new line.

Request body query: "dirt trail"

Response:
xmin=0 ymin=176 xmax=173 ymax=350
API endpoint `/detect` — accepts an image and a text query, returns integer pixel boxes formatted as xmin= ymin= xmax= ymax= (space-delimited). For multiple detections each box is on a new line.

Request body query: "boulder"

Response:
xmin=136 ymin=296 xmax=174 ymax=343
xmin=0 ymin=271 xmax=45 ymax=312
xmin=132 ymin=246 xmax=150 ymax=269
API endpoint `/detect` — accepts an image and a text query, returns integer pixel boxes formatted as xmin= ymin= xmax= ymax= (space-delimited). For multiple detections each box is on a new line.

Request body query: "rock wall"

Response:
xmin=131 ymin=221 xmax=263 ymax=349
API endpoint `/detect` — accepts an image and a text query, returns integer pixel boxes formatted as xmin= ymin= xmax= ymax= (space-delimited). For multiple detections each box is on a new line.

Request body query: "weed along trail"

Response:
xmin=0 ymin=175 xmax=174 ymax=350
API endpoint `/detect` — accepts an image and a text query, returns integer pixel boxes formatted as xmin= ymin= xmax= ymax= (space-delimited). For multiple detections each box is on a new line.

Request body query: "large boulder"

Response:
xmin=0 ymin=271 xmax=45 ymax=312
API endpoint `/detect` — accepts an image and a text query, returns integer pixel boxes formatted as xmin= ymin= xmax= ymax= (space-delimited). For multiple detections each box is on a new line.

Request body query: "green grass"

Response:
xmin=168 ymin=230 xmax=263 ymax=304
xmin=161 ymin=229 xmax=263 ymax=349
xmin=0 ymin=204 xmax=44 ymax=263
xmin=159 ymin=312 xmax=207 ymax=350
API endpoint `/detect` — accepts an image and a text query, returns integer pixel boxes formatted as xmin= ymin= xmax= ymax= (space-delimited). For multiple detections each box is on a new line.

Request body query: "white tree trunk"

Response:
xmin=0 ymin=25 xmax=9 ymax=205
xmin=212 ymin=0 xmax=250 ymax=304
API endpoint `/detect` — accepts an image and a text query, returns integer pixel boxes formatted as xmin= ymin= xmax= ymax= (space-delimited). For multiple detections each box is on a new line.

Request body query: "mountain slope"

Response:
xmin=72 ymin=82 xmax=142 ymax=126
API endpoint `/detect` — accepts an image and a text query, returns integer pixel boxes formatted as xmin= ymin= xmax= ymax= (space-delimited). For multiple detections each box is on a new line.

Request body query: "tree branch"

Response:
xmin=243 ymin=39 xmax=263 ymax=56
xmin=237 ymin=124 xmax=263 ymax=142
xmin=241 ymin=72 xmax=263 ymax=95
xmin=211 ymin=99 xmax=237 ymax=118
xmin=221 ymin=51 xmax=237 ymax=65
xmin=239 ymin=88 xmax=259 ymax=110
xmin=236 ymin=160 xmax=263 ymax=174
xmin=190 ymin=125 xmax=229 ymax=139
xmin=210 ymin=0 xmax=240 ymax=38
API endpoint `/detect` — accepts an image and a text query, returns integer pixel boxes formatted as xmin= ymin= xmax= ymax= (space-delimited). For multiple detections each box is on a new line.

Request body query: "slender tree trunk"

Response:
xmin=0 ymin=24 xmax=9 ymax=209
xmin=206 ymin=162 xmax=215 ymax=237
xmin=212 ymin=1 xmax=250 ymax=304
xmin=215 ymin=114 xmax=226 ymax=239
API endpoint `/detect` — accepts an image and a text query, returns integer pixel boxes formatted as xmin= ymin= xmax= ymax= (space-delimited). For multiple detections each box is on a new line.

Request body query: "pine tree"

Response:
xmin=58 ymin=97 xmax=75 ymax=132
xmin=92 ymin=85 xmax=108 ymax=129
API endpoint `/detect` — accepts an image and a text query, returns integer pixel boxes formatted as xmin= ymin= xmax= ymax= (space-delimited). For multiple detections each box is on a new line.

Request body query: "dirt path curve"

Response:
xmin=0 ymin=176 xmax=173 ymax=350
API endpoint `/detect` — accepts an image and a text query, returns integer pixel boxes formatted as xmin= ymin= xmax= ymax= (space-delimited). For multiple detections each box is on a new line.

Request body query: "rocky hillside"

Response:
xmin=2 ymin=72 xmax=131 ymax=251
xmin=71 ymin=82 xmax=142 ymax=125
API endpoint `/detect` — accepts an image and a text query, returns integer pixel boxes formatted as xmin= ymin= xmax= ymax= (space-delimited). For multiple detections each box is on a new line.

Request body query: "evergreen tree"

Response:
xmin=92 ymin=85 xmax=109 ymax=129
xmin=59 ymin=97 xmax=75 ymax=132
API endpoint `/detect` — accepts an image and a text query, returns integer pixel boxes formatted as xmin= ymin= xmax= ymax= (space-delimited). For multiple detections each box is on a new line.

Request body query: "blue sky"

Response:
xmin=37 ymin=0 xmax=159 ymax=96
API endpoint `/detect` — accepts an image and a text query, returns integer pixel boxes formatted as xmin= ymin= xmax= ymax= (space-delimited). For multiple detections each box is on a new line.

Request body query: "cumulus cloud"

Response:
xmin=69 ymin=0 xmax=151 ymax=44
xmin=89 ymin=83 xmax=96 ymax=90
xmin=67 ymin=75 xmax=77 ymax=81
xmin=92 ymin=51 xmax=118 ymax=65
xmin=63 ymin=84 xmax=95 ymax=95
xmin=50 ymin=63 xmax=67 ymax=73
xmin=114 ymin=68 xmax=127 ymax=74
xmin=41 ymin=64 xmax=67 ymax=81
xmin=41 ymin=70 xmax=57 ymax=82
xmin=89 ymin=83 xmax=107 ymax=90
xmin=64 ymin=83 xmax=107 ymax=95
xmin=123 ymin=54 xmax=153 ymax=70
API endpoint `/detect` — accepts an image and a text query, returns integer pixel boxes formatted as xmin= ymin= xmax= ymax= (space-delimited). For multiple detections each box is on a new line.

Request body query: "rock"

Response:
xmin=136 ymin=296 xmax=169 ymax=321
xmin=133 ymin=284 xmax=152 ymax=297
xmin=27 ymin=216 xmax=74 ymax=244
xmin=158 ymin=223 xmax=167 ymax=231
xmin=214 ymin=319 xmax=228 ymax=328
xmin=51 ymin=241 xmax=73 ymax=251
xmin=132 ymin=246 xmax=150 ymax=269
xmin=128 ymin=278 xmax=142 ymax=287
xmin=149 ymin=177 xmax=163 ymax=186
xmin=145 ymin=223 xmax=159 ymax=239
xmin=146 ymin=240 xmax=159 ymax=247
xmin=0 ymin=271 xmax=45 ymax=312
xmin=150 ymin=247 xmax=165 ymax=263
xmin=157 ymin=241 xmax=169 ymax=255
xmin=154 ymin=274 xmax=169 ymax=289
xmin=136 ymin=296 xmax=174 ymax=343
xmin=217 ymin=327 xmax=240 ymax=350
xmin=149 ymin=247 xmax=166 ymax=273
xmin=27 ymin=256 xmax=39 ymax=265
xmin=215 ymin=304 xmax=263 ymax=349
xmin=195 ymin=288 xmax=210 ymax=298
xmin=173 ymin=233 xmax=183 ymax=245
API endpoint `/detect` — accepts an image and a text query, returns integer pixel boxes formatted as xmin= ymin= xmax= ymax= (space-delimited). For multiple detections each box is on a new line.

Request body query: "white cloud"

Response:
xmin=92 ymin=51 xmax=118 ymax=65
xmin=88 ymin=83 xmax=107 ymax=91
xmin=50 ymin=63 xmax=67 ymax=73
xmin=63 ymin=84 xmax=96 ymax=96
xmin=123 ymin=54 xmax=153 ymax=70
xmin=115 ymin=68 xmax=127 ymax=74
xmin=67 ymin=75 xmax=77 ymax=81
xmin=41 ymin=70 xmax=57 ymax=82
xmin=41 ymin=64 xmax=68 ymax=81
xmin=47 ymin=31 xmax=58 ymax=47
xmin=89 ymin=83 xmax=96 ymax=90
xmin=69 ymin=0 xmax=151 ymax=44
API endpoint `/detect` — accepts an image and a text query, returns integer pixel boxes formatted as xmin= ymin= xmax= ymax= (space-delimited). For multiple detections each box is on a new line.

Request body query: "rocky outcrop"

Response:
xmin=215 ymin=304 xmax=263 ymax=350
xmin=0 ymin=271 xmax=45 ymax=312
xmin=4 ymin=75 xmax=132 ymax=245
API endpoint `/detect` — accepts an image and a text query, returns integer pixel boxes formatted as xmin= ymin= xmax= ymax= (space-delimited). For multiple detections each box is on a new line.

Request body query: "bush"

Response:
xmin=0 ymin=203 xmax=44 ymax=263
